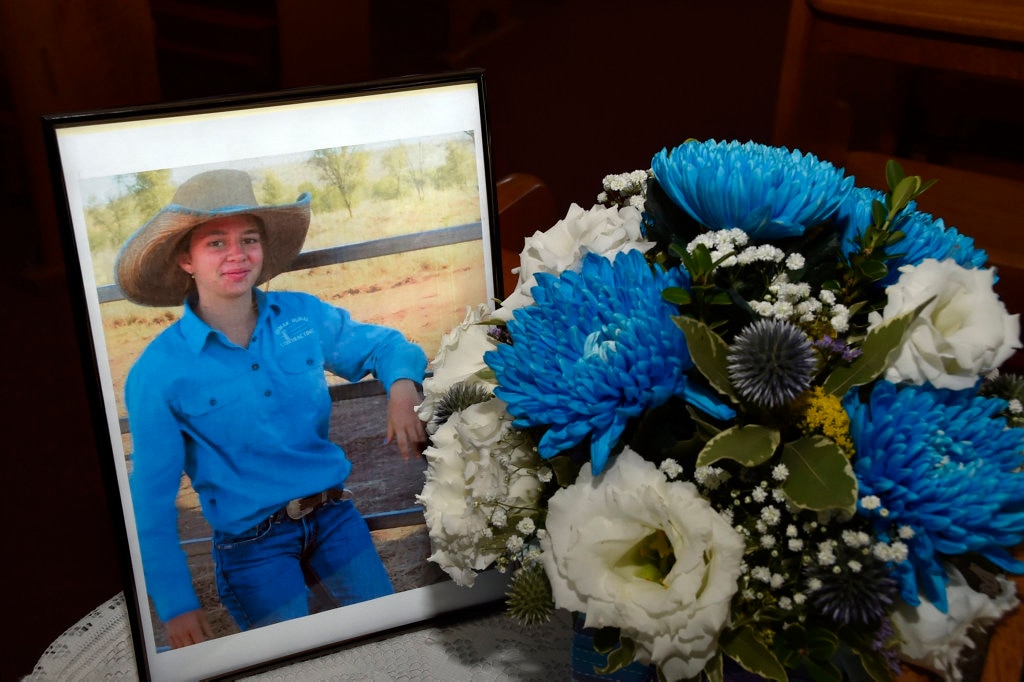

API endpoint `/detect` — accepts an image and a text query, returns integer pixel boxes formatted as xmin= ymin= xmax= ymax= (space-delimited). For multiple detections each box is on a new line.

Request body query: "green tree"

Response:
xmin=407 ymin=143 xmax=430 ymax=199
xmin=380 ymin=143 xmax=409 ymax=198
xmin=259 ymin=170 xmax=286 ymax=205
xmin=130 ymin=169 xmax=175 ymax=220
xmin=308 ymin=147 xmax=367 ymax=217
xmin=436 ymin=136 xmax=475 ymax=189
xmin=84 ymin=175 xmax=138 ymax=250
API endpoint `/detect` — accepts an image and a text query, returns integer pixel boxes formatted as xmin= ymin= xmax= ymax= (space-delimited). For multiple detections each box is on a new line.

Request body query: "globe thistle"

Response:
xmin=505 ymin=562 xmax=554 ymax=626
xmin=980 ymin=372 xmax=1024 ymax=427
xmin=431 ymin=381 xmax=493 ymax=429
xmin=804 ymin=546 xmax=899 ymax=626
xmin=728 ymin=318 xmax=817 ymax=409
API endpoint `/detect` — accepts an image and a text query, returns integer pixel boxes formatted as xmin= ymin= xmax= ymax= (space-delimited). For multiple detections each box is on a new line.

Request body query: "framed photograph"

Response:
xmin=43 ymin=69 xmax=505 ymax=680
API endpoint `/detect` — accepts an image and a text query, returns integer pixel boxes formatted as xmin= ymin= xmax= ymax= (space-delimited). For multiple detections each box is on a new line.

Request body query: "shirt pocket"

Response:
xmin=274 ymin=336 xmax=330 ymax=410
xmin=180 ymin=380 xmax=244 ymax=417
xmin=276 ymin=335 xmax=325 ymax=376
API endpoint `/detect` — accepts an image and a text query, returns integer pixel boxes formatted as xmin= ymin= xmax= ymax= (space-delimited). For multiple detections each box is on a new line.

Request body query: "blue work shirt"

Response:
xmin=126 ymin=288 xmax=427 ymax=622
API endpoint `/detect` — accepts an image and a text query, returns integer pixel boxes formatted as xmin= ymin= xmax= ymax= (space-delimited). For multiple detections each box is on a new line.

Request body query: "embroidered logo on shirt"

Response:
xmin=275 ymin=317 xmax=315 ymax=347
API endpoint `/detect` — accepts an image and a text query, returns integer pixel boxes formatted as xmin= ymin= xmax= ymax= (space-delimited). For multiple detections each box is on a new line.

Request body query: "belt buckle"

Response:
xmin=285 ymin=494 xmax=320 ymax=520
xmin=284 ymin=488 xmax=351 ymax=521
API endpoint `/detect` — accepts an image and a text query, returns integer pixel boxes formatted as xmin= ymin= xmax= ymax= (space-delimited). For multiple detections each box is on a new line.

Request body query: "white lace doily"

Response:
xmin=27 ymin=592 xmax=573 ymax=681
xmin=27 ymin=593 xmax=137 ymax=680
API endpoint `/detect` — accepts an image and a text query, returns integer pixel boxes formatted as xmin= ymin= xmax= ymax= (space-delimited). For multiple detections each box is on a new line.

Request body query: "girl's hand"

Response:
xmin=165 ymin=608 xmax=213 ymax=649
xmin=386 ymin=379 xmax=426 ymax=459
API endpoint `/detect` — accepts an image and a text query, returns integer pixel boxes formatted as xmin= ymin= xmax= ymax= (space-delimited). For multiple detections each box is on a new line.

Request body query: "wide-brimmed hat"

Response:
xmin=115 ymin=169 xmax=311 ymax=307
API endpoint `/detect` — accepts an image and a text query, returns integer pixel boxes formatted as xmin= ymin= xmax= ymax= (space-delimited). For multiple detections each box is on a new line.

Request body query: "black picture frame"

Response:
xmin=43 ymin=69 xmax=505 ymax=681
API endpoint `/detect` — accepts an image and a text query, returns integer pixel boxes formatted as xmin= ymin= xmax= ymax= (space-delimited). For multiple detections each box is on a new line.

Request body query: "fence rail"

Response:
xmin=98 ymin=222 xmax=482 ymax=304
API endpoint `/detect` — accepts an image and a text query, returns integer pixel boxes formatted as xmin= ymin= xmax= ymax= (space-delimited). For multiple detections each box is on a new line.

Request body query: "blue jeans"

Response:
xmin=212 ymin=498 xmax=393 ymax=630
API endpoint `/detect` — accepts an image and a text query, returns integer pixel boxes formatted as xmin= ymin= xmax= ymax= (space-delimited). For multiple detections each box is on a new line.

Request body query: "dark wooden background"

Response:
xmin=3 ymin=1 xmax=1022 ymax=678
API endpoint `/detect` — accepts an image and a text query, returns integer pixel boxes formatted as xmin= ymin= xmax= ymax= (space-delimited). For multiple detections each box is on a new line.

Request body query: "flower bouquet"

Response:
xmin=414 ymin=139 xmax=1024 ymax=681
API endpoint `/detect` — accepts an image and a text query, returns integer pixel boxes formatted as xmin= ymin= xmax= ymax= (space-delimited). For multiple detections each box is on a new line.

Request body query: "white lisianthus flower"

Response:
xmin=493 ymin=202 xmax=652 ymax=320
xmin=416 ymin=398 xmax=542 ymax=586
xmin=540 ymin=448 xmax=744 ymax=680
xmin=869 ymin=259 xmax=1021 ymax=389
xmin=893 ymin=565 xmax=1019 ymax=682
xmin=416 ymin=303 xmax=497 ymax=429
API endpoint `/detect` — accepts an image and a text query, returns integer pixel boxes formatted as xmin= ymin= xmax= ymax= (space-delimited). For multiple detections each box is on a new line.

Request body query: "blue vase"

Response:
xmin=570 ymin=613 xmax=657 ymax=682
xmin=570 ymin=613 xmax=822 ymax=681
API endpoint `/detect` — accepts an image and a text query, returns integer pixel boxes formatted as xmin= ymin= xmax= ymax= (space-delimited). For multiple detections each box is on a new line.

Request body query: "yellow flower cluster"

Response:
xmin=800 ymin=386 xmax=854 ymax=454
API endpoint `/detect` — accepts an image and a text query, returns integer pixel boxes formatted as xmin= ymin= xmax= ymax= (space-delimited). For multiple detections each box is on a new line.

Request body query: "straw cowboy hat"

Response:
xmin=115 ymin=169 xmax=311 ymax=307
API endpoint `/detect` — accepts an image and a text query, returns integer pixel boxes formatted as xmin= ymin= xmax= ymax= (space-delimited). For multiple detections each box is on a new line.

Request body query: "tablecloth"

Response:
xmin=27 ymin=592 xmax=573 ymax=680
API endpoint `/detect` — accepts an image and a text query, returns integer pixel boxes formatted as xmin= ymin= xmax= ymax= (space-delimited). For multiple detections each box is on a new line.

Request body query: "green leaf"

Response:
xmin=707 ymin=291 xmax=735 ymax=306
xmin=870 ymin=199 xmax=887 ymax=228
xmin=719 ymin=626 xmax=787 ymax=682
xmin=548 ymin=454 xmax=580 ymax=488
xmin=885 ymin=230 xmax=906 ymax=246
xmin=662 ymin=286 xmax=692 ymax=306
xmin=474 ymin=367 xmax=497 ymax=383
xmin=704 ymin=652 xmax=724 ymax=682
xmin=804 ymin=626 xmax=840 ymax=660
xmin=889 ymin=175 xmax=921 ymax=215
xmin=857 ymin=258 xmax=888 ymax=282
xmin=845 ymin=643 xmax=898 ymax=682
xmin=822 ymin=299 xmax=930 ymax=396
xmin=794 ymin=658 xmax=842 ymax=682
xmin=697 ymin=424 xmax=780 ymax=468
xmin=592 ymin=626 xmax=620 ymax=654
xmin=772 ymin=622 xmax=843 ymax=681
xmin=673 ymin=315 xmax=740 ymax=402
xmin=596 ymin=637 xmax=638 ymax=676
xmin=884 ymin=159 xmax=904 ymax=192
xmin=681 ymin=243 xmax=715 ymax=278
xmin=780 ymin=436 xmax=857 ymax=513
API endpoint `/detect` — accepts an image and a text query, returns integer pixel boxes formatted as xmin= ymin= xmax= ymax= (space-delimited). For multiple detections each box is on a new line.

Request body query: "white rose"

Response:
xmin=893 ymin=564 xmax=1019 ymax=681
xmin=870 ymin=259 xmax=1020 ymax=389
xmin=540 ymin=448 xmax=744 ymax=680
xmin=416 ymin=303 xmax=497 ymax=427
xmin=417 ymin=399 xmax=542 ymax=587
xmin=494 ymin=202 xmax=653 ymax=320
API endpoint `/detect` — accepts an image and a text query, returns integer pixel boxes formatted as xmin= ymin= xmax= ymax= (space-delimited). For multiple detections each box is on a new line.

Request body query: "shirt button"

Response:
xmin=306 ymin=358 xmax=314 ymax=365
xmin=264 ymin=390 xmax=272 ymax=397
xmin=251 ymin=363 xmax=260 ymax=371
xmin=209 ymin=398 xmax=217 ymax=406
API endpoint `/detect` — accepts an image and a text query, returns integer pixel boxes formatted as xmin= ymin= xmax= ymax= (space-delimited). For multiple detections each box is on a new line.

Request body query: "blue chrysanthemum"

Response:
xmin=844 ymin=381 xmax=1024 ymax=611
xmin=485 ymin=250 xmax=735 ymax=475
xmin=836 ymin=186 xmax=988 ymax=285
xmin=651 ymin=139 xmax=855 ymax=240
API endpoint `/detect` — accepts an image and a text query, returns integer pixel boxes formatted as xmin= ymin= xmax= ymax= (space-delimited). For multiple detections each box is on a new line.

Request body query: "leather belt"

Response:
xmin=284 ymin=487 xmax=353 ymax=520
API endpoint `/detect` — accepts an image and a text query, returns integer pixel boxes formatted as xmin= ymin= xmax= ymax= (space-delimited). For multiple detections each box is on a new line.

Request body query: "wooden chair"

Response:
xmin=494 ymin=172 xmax=558 ymax=298
xmin=773 ymin=0 xmax=1024 ymax=159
